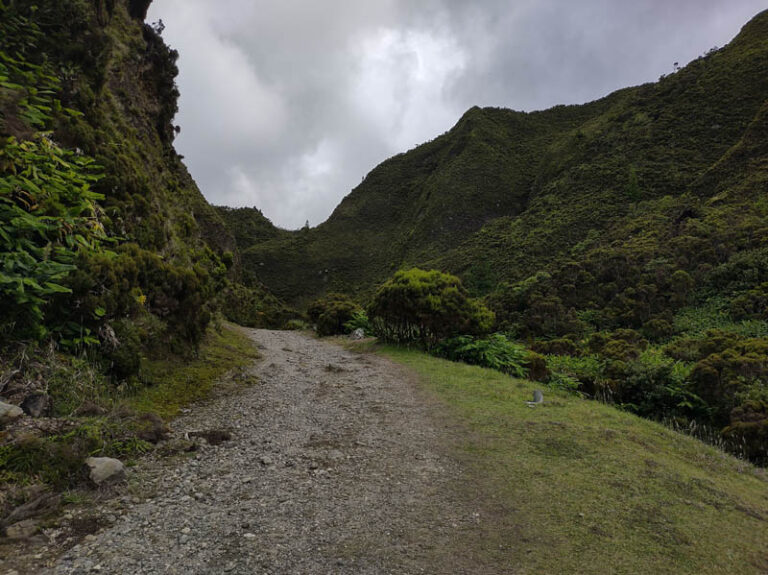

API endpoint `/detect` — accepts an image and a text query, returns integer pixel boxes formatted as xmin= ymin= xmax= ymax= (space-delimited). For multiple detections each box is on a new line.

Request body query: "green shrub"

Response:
xmin=369 ymin=268 xmax=494 ymax=348
xmin=546 ymin=354 xmax=607 ymax=398
xmin=690 ymin=338 xmax=768 ymax=425
xmin=617 ymin=348 xmax=701 ymax=419
xmin=284 ymin=319 xmax=310 ymax=331
xmin=104 ymin=319 xmax=142 ymax=381
xmin=730 ymin=283 xmax=768 ymax=320
xmin=723 ymin=400 xmax=768 ymax=465
xmin=525 ymin=351 xmax=551 ymax=382
xmin=344 ymin=310 xmax=373 ymax=335
xmin=0 ymin=136 xmax=107 ymax=341
xmin=307 ymin=293 xmax=361 ymax=337
xmin=642 ymin=318 xmax=676 ymax=341
xmin=216 ymin=281 xmax=294 ymax=329
xmin=546 ymin=371 xmax=582 ymax=393
xmin=531 ymin=338 xmax=580 ymax=356
xmin=434 ymin=334 xmax=528 ymax=377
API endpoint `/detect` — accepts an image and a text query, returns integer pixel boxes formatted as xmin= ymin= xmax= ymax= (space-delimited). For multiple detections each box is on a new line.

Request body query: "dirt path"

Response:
xmin=42 ymin=330 xmax=483 ymax=575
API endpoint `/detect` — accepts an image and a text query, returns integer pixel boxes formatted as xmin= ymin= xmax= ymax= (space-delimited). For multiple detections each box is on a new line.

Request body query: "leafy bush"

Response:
xmin=104 ymin=319 xmax=142 ymax=381
xmin=689 ymin=337 xmax=768 ymax=425
xmin=546 ymin=354 xmax=607 ymax=398
xmin=546 ymin=371 xmax=582 ymax=393
xmin=56 ymin=244 xmax=212 ymax=349
xmin=531 ymin=338 xmax=580 ymax=356
xmin=369 ymin=268 xmax=494 ymax=348
xmin=0 ymin=7 xmax=113 ymax=341
xmin=617 ymin=348 xmax=701 ymax=419
xmin=730 ymin=283 xmax=768 ymax=321
xmin=307 ymin=293 xmax=361 ymax=337
xmin=434 ymin=334 xmax=528 ymax=377
xmin=216 ymin=281 xmax=295 ymax=329
xmin=284 ymin=319 xmax=310 ymax=331
xmin=723 ymin=400 xmax=768 ymax=465
xmin=344 ymin=310 xmax=373 ymax=335
xmin=0 ymin=136 xmax=107 ymax=340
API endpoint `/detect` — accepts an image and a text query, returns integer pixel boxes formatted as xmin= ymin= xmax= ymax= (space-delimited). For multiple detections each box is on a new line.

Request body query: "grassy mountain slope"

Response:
xmin=375 ymin=344 xmax=768 ymax=574
xmin=223 ymin=9 xmax=768 ymax=306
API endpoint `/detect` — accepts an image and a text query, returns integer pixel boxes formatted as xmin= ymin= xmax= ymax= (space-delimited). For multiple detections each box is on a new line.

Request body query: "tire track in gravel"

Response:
xmin=46 ymin=329 xmax=487 ymax=575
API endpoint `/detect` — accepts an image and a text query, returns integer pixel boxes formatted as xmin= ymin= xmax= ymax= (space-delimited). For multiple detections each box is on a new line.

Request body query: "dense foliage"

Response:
xmin=307 ymin=292 xmax=362 ymax=337
xmin=368 ymin=268 xmax=494 ymax=348
xmin=0 ymin=1 xmax=290 ymax=357
xmin=434 ymin=334 xmax=529 ymax=378
xmin=0 ymin=5 xmax=110 ymax=342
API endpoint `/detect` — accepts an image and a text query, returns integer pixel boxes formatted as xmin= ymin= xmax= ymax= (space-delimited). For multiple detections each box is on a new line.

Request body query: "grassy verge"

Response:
xmin=130 ymin=323 xmax=259 ymax=419
xmin=0 ymin=323 xmax=259 ymax=489
xmin=375 ymin=344 xmax=768 ymax=575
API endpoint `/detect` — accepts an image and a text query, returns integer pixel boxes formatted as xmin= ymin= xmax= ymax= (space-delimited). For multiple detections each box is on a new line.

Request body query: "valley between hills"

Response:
xmin=1 ymin=1 xmax=767 ymax=573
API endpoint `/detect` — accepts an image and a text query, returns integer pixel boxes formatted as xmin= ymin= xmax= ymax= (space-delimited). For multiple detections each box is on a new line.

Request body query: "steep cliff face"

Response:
xmin=0 ymin=0 xmax=285 ymax=356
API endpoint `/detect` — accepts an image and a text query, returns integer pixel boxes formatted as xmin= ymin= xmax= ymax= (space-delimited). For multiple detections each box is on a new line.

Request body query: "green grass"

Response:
xmin=377 ymin=345 xmax=768 ymax=574
xmin=129 ymin=322 xmax=259 ymax=419
xmin=0 ymin=323 xmax=259 ymax=489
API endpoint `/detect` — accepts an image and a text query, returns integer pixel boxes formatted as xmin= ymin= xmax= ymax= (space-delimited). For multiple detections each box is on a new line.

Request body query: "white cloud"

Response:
xmin=351 ymin=27 xmax=467 ymax=152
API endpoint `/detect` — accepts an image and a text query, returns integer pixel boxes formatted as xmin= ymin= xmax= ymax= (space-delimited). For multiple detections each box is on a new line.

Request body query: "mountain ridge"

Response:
xmin=222 ymin=8 xmax=768 ymax=305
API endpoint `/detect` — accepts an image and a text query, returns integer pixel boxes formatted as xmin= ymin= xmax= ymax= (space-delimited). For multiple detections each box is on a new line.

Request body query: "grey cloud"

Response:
xmin=147 ymin=0 xmax=765 ymax=229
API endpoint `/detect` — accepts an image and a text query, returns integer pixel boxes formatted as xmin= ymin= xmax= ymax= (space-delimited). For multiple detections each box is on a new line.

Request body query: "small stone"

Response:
xmin=20 ymin=393 xmax=49 ymax=418
xmin=84 ymin=457 xmax=126 ymax=486
xmin=259 ymin=455 xmax=274 ymax=466
xmin=0 ymin=401 xmax=24 ymax=426
xmin=5 ymin=519 xmax=38 ymax=539
xmin=349 ymin=328 xmax=366 ymax=340
xmin=243 ymin=533 xmax=256 ymax=539
xmin=181 ymin=527 xmax=191 ymax=535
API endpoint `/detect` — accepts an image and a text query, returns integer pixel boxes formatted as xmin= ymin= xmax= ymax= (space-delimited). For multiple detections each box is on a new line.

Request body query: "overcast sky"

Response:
xmin=147 ymin=0 xmax=766 ymax=229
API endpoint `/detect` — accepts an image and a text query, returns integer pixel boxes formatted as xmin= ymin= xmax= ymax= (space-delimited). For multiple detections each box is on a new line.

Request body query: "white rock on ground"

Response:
xmin=0 ymin=401 xmax=24 ymax=426
xmin=84 ymin=457 xmax=126 ymax=486
xmin=4 ymin=519 xmax=39 ymax=540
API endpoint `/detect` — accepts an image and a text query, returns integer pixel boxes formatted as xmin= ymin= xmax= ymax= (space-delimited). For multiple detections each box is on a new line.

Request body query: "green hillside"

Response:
xmin=0 ymin=0 xmax=289 ymax=352
xmin=225 ymin=9 xmax=768 ymax=307
xmin=373 ymin=344 xmax=768 ymax=574
xmin=222 ymin=9 xmax=768 ymax=463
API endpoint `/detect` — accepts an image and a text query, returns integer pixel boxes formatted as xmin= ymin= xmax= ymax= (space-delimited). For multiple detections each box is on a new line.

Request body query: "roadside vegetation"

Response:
xmin=1 ymin=322 xmax=257 ymax=490
xmin=376 ymin=345 xmax=768 ymax=574
xmin=314 ymin=266 xmax=768 ymax=465
xmin=0 ymin=0 xmax=275 ymax=516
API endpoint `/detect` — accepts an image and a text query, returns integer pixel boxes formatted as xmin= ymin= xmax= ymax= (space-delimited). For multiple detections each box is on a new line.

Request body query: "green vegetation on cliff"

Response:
xmin=222 ymin=9 xmax=768 ymax=462
xmin=225 ymin=10 xmax=768 ymax=306
xmin=0 ymin=0 xmax=283 ymax=493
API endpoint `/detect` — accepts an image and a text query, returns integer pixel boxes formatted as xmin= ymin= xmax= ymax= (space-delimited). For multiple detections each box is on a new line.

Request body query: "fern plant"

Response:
xmin=434 ymin=334 xmax=529 ymax=378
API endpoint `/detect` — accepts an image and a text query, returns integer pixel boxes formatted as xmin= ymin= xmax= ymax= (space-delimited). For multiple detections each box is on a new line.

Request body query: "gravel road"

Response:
xmin=41 ymin=329 xmax=482 ymax=575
